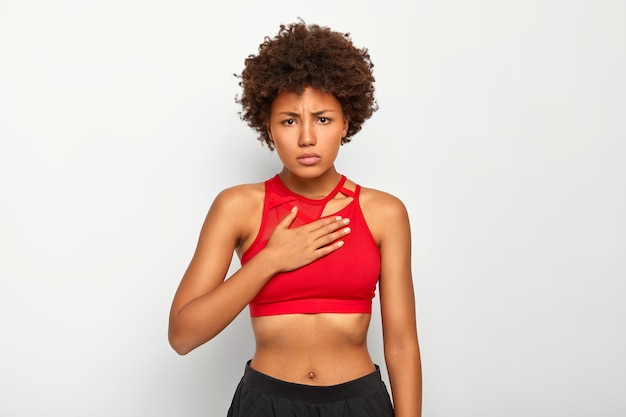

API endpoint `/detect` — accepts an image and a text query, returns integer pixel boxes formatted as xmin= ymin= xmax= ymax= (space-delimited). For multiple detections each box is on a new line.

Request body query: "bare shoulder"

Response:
xmin=211 ymin=182 xmax=265 ymax=214
xmin=359 ymin=186 xmax=409 ymax=220
xmin=358 ymin=186 xmax=410 ymax=244
xmin=204 ymin=182 xmax=265 ymax=252
xmin=201 ymin=182 xmax=265 ymax=235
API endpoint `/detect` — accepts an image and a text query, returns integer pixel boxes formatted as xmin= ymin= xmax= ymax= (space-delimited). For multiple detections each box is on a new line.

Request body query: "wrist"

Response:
xmin=247 ymin=248 xmax=281 ymax=280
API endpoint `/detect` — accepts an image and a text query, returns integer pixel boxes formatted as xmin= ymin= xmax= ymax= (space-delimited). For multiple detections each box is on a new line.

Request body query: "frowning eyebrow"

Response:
xmin=278 ymin=109 xmax=338 ymax=117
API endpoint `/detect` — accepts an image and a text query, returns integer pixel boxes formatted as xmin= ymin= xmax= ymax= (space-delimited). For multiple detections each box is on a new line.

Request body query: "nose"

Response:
xmin=298 ymin=122 xmax=316 ymax=147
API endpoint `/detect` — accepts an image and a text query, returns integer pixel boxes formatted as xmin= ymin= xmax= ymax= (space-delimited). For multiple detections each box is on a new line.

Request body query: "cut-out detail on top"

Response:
xmin=270 ymin=175 xmax=354 ymax=224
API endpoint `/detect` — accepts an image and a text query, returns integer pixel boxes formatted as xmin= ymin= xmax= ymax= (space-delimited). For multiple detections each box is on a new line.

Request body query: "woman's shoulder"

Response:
xmin=355 ymin=183 xmax=411 ymax=245
xmin=217 ymin=181 xmax=265 ymax=199
xmin=210 ymin=181 xmax=265 ymax=214
xmin=357 ymin=185 xmax=408 ymax=217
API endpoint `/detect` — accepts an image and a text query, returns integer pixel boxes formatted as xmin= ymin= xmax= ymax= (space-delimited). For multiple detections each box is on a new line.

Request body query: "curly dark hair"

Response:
xmin=236 ymin=21 xmax=378 ymax=150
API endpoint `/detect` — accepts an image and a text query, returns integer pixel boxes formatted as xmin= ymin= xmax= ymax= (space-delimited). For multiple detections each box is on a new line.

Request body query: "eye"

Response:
xmin=282 ymin=119 xmax=296 ymax=126
xmin=319 ymin=117 xmax=330 ymax=124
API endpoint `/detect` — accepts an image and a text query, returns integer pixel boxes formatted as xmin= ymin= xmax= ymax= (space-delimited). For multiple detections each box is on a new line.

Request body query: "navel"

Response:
xmin=307 ymin=371 xmax=316 ymax=380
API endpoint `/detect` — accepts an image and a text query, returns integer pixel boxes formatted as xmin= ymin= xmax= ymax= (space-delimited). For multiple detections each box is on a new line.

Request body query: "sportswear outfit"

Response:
xmin=227 ymin=174 xmax=393 ymax=417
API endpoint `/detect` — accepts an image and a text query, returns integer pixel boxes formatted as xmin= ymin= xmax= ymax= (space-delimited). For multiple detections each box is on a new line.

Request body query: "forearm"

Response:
xmin=169 ymin=204 xmax=350 ymax=355
xmin=385 ymin=344 xmax=422 ymax=417
xmin=168 ymin=253 xmax=276 ymax=354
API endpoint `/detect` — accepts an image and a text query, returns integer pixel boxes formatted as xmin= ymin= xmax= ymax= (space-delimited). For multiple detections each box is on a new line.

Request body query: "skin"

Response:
xmin=168 ymin=87 xmax=422 ymax=416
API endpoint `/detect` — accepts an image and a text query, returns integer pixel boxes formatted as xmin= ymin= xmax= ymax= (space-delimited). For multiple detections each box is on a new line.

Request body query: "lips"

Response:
xmin=297 ymin=153 xmax=321 ymax=166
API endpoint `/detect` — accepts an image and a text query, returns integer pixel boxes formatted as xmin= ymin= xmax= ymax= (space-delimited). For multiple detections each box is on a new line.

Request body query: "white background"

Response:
xmin=1 ymin=1 xmax=624 ymax=416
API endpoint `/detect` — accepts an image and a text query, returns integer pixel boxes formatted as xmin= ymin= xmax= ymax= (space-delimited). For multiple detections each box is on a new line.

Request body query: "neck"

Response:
xmin=278 ymin=167 xmax=342 ymax=199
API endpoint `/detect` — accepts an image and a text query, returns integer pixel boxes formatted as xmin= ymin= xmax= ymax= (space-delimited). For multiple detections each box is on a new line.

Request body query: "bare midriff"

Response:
xmin=250 ymin=312 xmax=375 ymax=386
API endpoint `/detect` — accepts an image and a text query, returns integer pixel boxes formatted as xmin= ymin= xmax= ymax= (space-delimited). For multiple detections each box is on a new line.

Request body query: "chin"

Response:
xmin=288 ymin=166 xmax=330 ymax=179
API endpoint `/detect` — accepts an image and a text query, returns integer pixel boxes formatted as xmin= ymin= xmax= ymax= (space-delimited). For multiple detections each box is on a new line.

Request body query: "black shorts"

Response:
xmin=227 ymin=361 xmax=394 ymax=417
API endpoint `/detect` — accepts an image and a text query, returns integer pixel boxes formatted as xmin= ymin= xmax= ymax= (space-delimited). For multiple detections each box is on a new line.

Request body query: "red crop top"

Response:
xmin=240 ymin=174 xmax=381 ymax=317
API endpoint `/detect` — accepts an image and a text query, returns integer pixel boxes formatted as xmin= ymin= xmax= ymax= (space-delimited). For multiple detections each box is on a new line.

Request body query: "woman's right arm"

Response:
xmin=168 ymin=186 xmax=350 ymax=355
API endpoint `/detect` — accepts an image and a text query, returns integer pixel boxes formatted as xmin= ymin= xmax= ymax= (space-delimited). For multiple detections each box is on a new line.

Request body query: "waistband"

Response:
xmin=241 ymin=361 xmax=384 ymax=403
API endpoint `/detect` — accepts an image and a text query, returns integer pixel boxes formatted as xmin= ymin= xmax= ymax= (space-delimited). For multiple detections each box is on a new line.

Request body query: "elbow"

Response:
xmin=168 ymin=309 xmax=196 ymax=355
xmin=170 ymin=341 xmax=191 ymax=356
xmin=168 ymin=324 xmax=217 ymax=355
xmin=168 ymin=309 xmax=221 ymax=354
xmin=169 ymin=335 xmax=189 ymax=356
xmin=168 ymin=326 xmax=194 ymax=356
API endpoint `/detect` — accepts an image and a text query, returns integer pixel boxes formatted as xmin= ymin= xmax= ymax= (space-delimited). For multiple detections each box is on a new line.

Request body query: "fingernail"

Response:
xmin=291 ymin=206 xmax=298 ymax=213
xmin=337 ymin=241 xmax=344 ymax=247
xmin=335 ymin=216 xmax=342 ymax=221
xmin=344 ymin=227 xmax=351 ymax=234
xmin=342 ymin=218 xmax=350 ymax=225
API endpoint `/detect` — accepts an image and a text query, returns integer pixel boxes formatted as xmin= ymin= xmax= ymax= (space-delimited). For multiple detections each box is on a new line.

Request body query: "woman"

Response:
xmin=168 ymin=21 xmax=421 ymax=417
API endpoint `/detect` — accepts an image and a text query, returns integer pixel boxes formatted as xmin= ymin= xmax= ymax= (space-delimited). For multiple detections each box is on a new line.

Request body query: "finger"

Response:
xmin=313 ymin=239 xmax=346 ymax=259
xmin=315 ymin=225 xmax=351 ymax=248
xmin=309 ymin=216 xmax=351 ymax=239
xmin=276 ymin=206 xmax=299 ymax=229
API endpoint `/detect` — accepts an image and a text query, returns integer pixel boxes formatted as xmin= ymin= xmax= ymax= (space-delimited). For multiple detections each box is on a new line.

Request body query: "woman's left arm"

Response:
xmin=367 ymin=190 xmax=422 ymax=417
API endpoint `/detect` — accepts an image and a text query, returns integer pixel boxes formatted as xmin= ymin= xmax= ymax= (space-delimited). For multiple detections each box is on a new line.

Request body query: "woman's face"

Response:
xmin=267 ymin=87 xmax=348 ymax=180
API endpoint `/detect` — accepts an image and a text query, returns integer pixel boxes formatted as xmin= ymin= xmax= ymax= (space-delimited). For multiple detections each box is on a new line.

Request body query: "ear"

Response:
xmin=342 ymin=118 xmax=349 ymax=138
xmin=266 ymin=124 xmax=273 ymax=142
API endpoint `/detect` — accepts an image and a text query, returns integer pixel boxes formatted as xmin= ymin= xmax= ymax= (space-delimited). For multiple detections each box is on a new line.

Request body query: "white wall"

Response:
xmin=1 ymin=1 xmax=624 ymax=416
